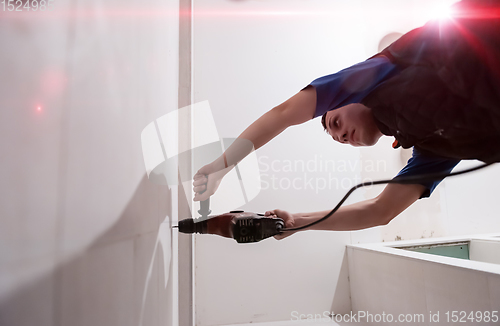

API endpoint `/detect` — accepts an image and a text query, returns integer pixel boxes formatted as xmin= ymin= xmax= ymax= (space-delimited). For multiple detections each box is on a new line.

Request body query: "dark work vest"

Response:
xmin=362 ymin=0 xmax=500 ymax=163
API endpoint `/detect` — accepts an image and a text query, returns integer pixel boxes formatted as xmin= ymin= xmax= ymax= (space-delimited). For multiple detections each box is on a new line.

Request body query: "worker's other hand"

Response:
xmin=265 ymin=209 xmax=303 ymax=240
xmin=193 ymin=162 xmax=231 ymax=201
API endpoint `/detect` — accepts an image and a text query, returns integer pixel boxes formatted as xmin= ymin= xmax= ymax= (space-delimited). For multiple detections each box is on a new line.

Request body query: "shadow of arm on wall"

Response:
xmin=0 ymin=173 xmax=176 ymax=326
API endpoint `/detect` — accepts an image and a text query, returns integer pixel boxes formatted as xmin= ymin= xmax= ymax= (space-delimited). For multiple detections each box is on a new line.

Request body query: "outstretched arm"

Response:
xmin=193 ymin=86 xmax=317 ymax=201
xmin=266 ymin=183 xmax=426 ymax=239
xmin=238 ymin=86 xmax=317 ymax=149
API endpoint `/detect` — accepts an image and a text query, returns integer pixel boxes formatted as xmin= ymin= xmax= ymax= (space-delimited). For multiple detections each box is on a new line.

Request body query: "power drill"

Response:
xmin=173 ymin=199 xmax=285 ymax=243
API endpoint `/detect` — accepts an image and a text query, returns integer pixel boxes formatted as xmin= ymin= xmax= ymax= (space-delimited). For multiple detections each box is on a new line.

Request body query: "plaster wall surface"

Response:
xmin=0 ymin=1 xmax=180 ymax=325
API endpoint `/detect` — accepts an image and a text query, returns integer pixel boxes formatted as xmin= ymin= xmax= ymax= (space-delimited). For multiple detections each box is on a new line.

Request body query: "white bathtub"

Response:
xmin=347 ymin=233 xmax=500 ymax=326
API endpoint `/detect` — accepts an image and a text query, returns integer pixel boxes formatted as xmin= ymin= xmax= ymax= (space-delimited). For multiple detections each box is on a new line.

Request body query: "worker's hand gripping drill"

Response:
xmin=264 ymin=209 xmax=302 ymax=240
xmin=178 ymin=169 xmax=286 ymax=243
xmin=188 ymin=143 xmax=290 ymax=242
xmin=193 ymin=138 xmax=256 ymax=201
xmin=192 ymin=162 xmax=230 ymax=202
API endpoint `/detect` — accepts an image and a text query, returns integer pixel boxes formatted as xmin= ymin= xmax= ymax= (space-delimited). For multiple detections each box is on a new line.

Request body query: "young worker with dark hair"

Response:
xmin=192 ymin=0 xmax=500 ymax=239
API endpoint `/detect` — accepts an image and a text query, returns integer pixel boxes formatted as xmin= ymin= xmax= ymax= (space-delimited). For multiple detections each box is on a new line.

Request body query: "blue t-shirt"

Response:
xmin=309 ymin=56 xmax=460 ymax=198
xmin=308 ymin=56 xmax=400 ymax=118
xmin=394 ymin=148 xmax=460 ymax=198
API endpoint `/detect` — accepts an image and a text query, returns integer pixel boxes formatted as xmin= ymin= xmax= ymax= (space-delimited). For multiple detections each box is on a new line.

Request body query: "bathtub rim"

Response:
xmin=346 ymin=232 xmax=500 ymax=275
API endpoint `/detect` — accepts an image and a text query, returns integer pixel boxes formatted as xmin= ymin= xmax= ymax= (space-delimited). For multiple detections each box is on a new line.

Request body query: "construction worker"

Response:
xmin=193 ymin=0 xmax=500 ymax=238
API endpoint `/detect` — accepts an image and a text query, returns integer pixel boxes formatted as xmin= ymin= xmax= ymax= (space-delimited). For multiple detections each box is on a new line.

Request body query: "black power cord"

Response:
xmin=280 ymin=162 xmax=495 ymax=232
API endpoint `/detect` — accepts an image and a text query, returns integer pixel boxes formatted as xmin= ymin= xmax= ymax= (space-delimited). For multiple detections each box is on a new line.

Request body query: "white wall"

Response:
xmin=0 ymin=1 xmax=179 ymax=325
xmin=442 ymin=161 xmax=500 ymax=236
xmin=190 ymin=0 xmax=500 ymax=325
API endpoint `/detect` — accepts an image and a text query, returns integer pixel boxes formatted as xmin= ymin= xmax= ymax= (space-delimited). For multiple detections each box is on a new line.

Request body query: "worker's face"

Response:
xmin=324 ymin=103 xmax=382 ymax=147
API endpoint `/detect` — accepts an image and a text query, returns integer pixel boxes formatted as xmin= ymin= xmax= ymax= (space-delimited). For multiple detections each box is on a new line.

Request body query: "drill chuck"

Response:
xmin=177 ymin=218 xmax=208 ymax=234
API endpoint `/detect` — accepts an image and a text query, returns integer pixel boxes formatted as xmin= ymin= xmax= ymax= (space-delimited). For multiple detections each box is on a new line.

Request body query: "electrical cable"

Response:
xmin=280 ymin=162 xmax=495 ymax=232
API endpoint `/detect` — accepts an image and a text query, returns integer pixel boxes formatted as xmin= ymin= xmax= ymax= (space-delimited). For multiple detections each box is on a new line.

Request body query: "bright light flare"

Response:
xmin=429 ymin=3 xmax=453 ymax=20
xmin=37 ymin=106 xmax=41 ymax=112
